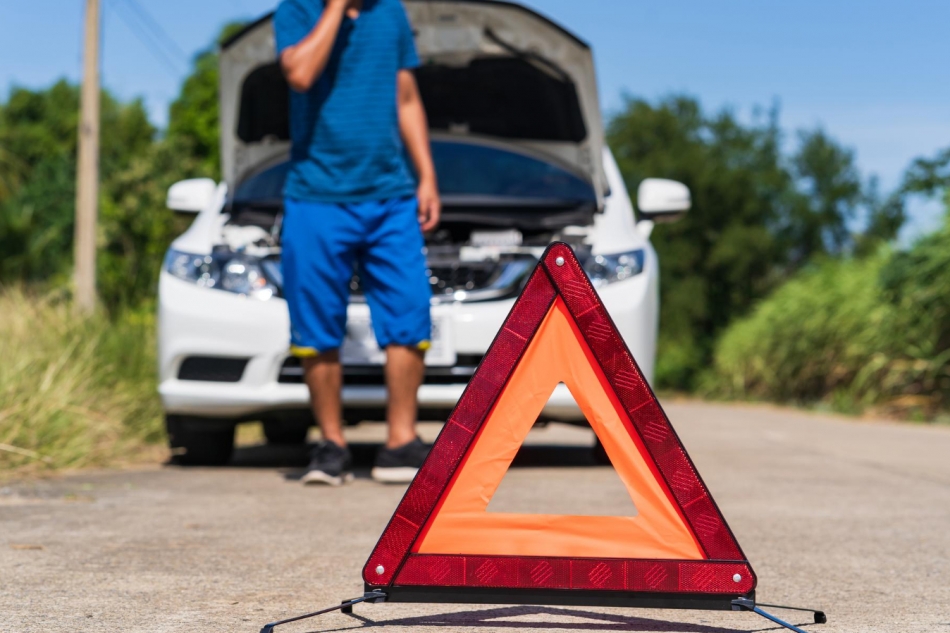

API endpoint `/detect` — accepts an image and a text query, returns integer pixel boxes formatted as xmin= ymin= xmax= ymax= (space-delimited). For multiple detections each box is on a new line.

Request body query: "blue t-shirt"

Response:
xmin=274 ymin=0 xmax=420 ymax=202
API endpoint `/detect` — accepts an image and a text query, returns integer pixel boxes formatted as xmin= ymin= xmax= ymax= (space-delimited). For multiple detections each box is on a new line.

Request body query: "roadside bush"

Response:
xmin=0 ymin=287 xmax=163 ymax=476
xmin=706 ymin=209 xmax=950 ymax=417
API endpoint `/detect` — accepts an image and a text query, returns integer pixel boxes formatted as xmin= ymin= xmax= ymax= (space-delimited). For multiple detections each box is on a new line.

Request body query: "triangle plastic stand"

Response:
xmin=363 ymin=243 xmax=754 ymax=608
xmin=259 ymin=243 xmax=826 ymax=633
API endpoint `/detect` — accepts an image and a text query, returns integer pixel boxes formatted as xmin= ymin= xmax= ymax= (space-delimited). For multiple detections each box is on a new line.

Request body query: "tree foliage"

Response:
xmin=607 ymin=96 xmax=906 ymax=389
xmin=167 ymin=21 xmax=248 ymax=176
xmin=97 ymin=139 xmax=201 ymax=308
xmin=710 ymin=196 xmax=950 ymax=418
xmin=0 ymin=80 xmax=159 ymax=288
xmin=0 ymin=23 xmax=244 ymax=311
xmin=903 ymin=146 xmax=950 ymax=195
xmin=708 ymin=144 xmax=950 ymax=416
xmin=785 ymin=128 xmax=862 ymax=261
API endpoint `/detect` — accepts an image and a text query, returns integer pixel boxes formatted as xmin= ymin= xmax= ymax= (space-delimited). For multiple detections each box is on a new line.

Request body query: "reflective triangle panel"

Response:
xmin=363 ymin=243 xmax=754 ymax=596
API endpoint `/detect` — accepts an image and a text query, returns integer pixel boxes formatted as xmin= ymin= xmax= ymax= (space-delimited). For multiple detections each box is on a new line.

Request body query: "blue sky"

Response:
xmin=2 ymin=0 xmax=949 ymax=237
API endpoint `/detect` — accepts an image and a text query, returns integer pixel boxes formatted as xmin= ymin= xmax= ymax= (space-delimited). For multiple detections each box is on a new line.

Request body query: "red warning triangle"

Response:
xmin=364 ymin=243 xmax=755 ymax=597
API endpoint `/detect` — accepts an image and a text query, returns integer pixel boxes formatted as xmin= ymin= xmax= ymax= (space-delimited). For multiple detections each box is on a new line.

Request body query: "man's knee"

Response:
xmin=386 ymin=344 xmax=425 ymax=361
xmin=302 ymin=349 xmax=341 ymax=372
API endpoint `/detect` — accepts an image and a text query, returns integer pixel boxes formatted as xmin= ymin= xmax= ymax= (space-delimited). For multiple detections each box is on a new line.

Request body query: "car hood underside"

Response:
xmin=219 ymin=0 xmax=607 ymax=206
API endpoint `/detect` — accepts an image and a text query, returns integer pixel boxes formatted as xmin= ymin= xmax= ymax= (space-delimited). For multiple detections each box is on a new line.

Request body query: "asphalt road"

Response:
xmin=2 ymin=401 xmax=949 ymax=633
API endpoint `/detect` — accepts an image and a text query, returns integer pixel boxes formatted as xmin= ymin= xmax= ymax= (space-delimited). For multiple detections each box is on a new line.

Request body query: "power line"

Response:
xmin=120 ymin=0 xmax=189 ymax=63
xmin=106 ymin=0 xmax=184 ymax=78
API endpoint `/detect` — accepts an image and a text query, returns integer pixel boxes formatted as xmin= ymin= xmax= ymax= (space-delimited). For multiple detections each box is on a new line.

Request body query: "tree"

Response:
xmin=0 ymin=21 xmax=244 ymax=310
xmin=784 ymin=128 xmax=863 ymax=263
xmin=903 ymin=146 xmax=950 ymax=196
xmin=167 ymin=21 xmax=247 ymax=177
xmin=0 ymin=154 xmax=76 ymax=282
xmin=98 ymin=138 xmax=197 ymax=309
xmin=0 ymin=142 xmax=23 ymax=201
xmin=0 ymin=81 xmax=155 ymax=285
xmin=885 ymin=145 xmax=950 ymax=367
xmin=609 ymin=97 xmax=791 ymax=387
xmin=855 ymin=176 xmax=905 ymax=256
xmin=607 ymin=96 xmax=904 ymax=389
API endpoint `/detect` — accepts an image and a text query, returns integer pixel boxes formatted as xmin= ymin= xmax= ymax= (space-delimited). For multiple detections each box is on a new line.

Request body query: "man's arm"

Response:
xmin=279 ymin=0 xmax=349 ymax=92
xmin=397 ymin=70 xmax=440 ymax=232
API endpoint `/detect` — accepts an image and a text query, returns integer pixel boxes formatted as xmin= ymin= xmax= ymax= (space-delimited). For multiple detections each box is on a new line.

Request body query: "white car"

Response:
xmin=158 ymin=0 xmax=689 ymax=464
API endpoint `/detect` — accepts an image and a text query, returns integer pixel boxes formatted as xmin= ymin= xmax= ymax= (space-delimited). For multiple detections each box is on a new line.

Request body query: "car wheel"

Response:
xmin=166 ymin=415 xmax=235 ymax=466
xmin=262 ymin=420 xmax=311 ymax=446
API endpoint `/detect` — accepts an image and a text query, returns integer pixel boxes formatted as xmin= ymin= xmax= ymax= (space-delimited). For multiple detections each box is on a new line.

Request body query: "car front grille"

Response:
xmin=278 ymin=354 xmax=484 ymax=386
xmin=178 ymin=356 xmax=250 ymax=382
xmin=349 ymin=264 xmax=498 ymax=298
xmin=428 ymin=263 xmax=499 ymax=295
xmin=345 ymin=255 xmax=535 ymax=303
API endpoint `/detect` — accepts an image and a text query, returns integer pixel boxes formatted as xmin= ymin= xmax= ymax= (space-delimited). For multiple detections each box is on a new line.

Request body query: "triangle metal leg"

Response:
xmin=259 ymin=591 xmax=386 ymax=633
xmin=757 ymin=602 xmax=827 ymax=624
xmin=751 ymin=606 xmax=813 ymax=633
xmin=733 ymin=598 xmax=826 ymax=633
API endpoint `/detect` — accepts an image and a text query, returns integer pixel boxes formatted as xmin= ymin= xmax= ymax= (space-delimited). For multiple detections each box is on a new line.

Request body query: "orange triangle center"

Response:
xmin=487 ymin=381 xmax=640 ymax=517
xmin=414 ymin=299 xmax=704 ymax=560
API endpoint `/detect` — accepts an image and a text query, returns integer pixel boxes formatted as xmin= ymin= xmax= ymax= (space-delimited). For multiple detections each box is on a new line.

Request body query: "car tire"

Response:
xmin=592 ymin=438 xmax=611 ymax=466
xmin=262 ymin=420 xmax=311 ymax=446
xmin=166 ymin=415 xmax=235 ymax=466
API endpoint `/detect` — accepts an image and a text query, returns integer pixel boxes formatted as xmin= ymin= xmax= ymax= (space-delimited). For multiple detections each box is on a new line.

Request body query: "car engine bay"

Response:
xmin=211 ymin=207 xmax=593 ymax=303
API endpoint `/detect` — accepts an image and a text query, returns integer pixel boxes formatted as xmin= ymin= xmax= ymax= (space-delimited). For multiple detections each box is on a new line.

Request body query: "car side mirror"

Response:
xmin=167 ymin=178 xmax=217 ymax=214
xmin=637 ymin=178 xmax=690 ymax=222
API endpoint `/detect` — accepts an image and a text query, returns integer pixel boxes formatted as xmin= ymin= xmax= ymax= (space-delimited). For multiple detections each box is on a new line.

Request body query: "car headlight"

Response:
xmin=163 ymin=249 xmax=279 ymax=300
xmin=582 ymin=249 xmax=645 ymax=287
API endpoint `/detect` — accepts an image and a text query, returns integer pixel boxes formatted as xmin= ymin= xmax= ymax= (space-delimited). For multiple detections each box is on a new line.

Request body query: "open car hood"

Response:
xmin=220 ymin=0 xmax=607 ymax=206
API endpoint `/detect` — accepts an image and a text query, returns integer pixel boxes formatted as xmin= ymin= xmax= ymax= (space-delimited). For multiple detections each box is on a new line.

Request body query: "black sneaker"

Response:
xmin=372 ymin=437 xmax=429 ymax=483
xmin=301 ymin=441 xmax=354 ymax=486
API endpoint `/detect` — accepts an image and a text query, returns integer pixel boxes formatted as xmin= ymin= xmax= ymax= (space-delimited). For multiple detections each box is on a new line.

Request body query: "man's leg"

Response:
xmin=301 ymin=351 xmax=352 ymax=485
xmin=358 ymin=196 xmax=433 ymax=482
xmin=303 ymin=351 xmax=345 ymax=447
xmin=282 ymin=198 xmax=359 ymax=485
xmin=372 ymin=343 xmax=429 ymax=482
xmin=384 ymin=345 xmax=425 ymax=449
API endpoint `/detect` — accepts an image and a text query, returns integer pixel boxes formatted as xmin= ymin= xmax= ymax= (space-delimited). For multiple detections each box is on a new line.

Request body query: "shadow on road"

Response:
xmin=226 ymin=441 xmax=598 ymax=479
xmin=300 ymin=604 xmax=757 ymax=633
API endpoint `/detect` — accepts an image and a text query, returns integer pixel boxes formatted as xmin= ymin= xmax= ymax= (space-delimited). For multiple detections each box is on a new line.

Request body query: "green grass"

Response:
xmin=0 ymin=287 xmax=164 ymax=477
xmin=704 ymin=246 xmax=950 ymax=419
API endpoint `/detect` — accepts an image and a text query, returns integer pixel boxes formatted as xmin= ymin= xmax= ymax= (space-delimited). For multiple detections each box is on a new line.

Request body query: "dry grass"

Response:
xmin=0 ymin=287 xmax=164 ymax=478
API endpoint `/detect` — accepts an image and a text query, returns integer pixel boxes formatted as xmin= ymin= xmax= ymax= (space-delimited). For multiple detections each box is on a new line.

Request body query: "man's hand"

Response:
xmin=280 ymin=0 xmax=351 ymax=92
xmin=328 ymin=0 xmax=362 ymax=11
xmin=417 ymin=178 xmax=441 ymax=233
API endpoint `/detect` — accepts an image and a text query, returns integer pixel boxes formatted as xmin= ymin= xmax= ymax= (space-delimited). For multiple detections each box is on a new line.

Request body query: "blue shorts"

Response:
xmin=281 ymin=196 xmax=432 ymax=357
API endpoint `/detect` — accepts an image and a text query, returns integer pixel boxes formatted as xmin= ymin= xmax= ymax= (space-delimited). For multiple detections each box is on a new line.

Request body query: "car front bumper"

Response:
xmin=157 ymin=259 xmax=657 ymax=423
xmin=158 ymin=379 xmax=586 ymax=421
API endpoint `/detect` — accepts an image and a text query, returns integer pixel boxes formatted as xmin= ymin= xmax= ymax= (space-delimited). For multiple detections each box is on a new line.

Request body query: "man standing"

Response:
xmin=274 ymin=0 xmax=439 ymax=485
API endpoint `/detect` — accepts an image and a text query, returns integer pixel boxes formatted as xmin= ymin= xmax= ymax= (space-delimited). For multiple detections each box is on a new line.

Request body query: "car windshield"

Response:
xmin=233 ymin=140 xmax=596 ymax=203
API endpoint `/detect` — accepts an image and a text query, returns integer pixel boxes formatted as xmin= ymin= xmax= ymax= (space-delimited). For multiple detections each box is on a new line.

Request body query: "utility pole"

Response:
xmin=74 ymin=0 xmax=101 ymax=314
